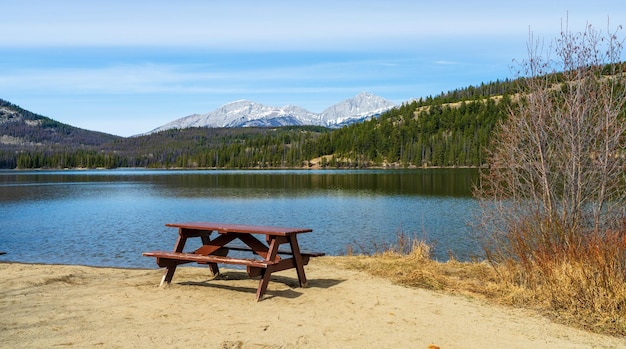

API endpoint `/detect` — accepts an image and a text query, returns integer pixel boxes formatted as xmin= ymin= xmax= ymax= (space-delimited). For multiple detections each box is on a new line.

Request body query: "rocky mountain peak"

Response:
xmin=147 ymin=92 xmax=396 ymax=134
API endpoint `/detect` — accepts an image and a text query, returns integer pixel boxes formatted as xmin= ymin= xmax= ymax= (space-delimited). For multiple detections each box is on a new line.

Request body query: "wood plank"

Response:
xmin=237 ymin=234 xmax=272 ymax=259
xmin=143 ymin=251 xmax=278 ymax=268
xmin=193 ymin=233 xmax=238 ymax=255
xmin=246 ymin=256 xmax=311 ymax=277
xmin=166 ymin=222 xmax=313 ymax=236
xmin=178 ymin=228 xmax=213 ymax=238
xmin=225 ymin=244 xmax=325 ymax=257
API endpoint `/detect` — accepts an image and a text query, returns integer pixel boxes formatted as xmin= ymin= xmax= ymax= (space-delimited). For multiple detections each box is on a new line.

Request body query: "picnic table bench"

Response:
xmin=143 ymin=222 xmax=324 ymax=301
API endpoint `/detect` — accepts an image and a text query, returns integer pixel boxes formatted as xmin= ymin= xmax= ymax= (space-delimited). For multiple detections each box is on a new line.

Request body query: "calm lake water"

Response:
xmin=0 ymin=169 xmax=480 ymax=268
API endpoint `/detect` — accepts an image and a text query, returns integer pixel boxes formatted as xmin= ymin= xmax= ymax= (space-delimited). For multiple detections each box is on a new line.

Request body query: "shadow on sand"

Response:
xmin=179 ymin=270 xmax=345 ymax=300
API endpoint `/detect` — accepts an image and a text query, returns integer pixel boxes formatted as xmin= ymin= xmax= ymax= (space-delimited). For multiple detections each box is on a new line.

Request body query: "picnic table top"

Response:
xmin=165 ymin=222 xmax=313 ymax=236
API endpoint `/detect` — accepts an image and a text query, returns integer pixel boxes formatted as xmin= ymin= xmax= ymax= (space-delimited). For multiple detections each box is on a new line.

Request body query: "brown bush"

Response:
xmin=473 ymin=19 xmax=626 ymax=335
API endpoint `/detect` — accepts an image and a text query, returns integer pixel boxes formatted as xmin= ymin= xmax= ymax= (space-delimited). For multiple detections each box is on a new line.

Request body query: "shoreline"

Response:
xmin=0 ymin=164 xmax=483 ymax=171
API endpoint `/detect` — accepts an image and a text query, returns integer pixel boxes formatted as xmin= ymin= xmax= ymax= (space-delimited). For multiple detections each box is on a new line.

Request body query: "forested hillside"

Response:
xmin=0 ymin=79 xmax=516 ymax=169
xmin=0 ymin=99 xmax=122 ymax=168
xmin=311 ymin=94 xmax=509 ymax=168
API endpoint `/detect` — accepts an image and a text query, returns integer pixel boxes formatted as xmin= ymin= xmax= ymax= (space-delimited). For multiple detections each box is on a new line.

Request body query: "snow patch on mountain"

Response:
xmin=147 ymin=92 xmax=395 ymax=134
xmin=320 ymin=92 xmax=395 ymax=126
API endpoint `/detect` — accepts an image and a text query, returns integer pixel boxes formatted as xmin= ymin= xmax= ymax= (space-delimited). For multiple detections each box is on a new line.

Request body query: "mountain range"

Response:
xmin=0 ymin=78 xmax=518 ymax=169
xmin=147 ymin=92 xmax=396 ymax=134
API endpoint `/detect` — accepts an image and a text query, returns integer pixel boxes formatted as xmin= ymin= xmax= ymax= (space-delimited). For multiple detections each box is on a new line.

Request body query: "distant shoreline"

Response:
xmin=2 ymin=165 xmax=483 ymax=171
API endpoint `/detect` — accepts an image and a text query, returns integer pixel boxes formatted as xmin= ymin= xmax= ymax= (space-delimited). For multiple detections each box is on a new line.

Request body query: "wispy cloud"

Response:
xmin=0 ymin=54 xmax=428 ymax=96
xmin=4 ymin=0 xmax=614 ymax=50
xmin=434 ymin=60 xmax=460 ymax=66
xmin=1 ymin=0 xmax=624 ymax=136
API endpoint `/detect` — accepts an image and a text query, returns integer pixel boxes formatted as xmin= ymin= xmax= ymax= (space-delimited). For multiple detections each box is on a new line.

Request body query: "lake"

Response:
xmin=0 ymin=169 xmax=481 ymax=268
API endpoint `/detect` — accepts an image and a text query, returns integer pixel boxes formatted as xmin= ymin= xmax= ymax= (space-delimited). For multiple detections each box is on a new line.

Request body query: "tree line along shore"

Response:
xmin=1 ymin=79 xmax=512 ymax=170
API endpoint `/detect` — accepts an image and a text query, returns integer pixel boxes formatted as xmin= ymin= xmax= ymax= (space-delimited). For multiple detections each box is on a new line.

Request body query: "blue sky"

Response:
xmin=1 ymin=1 xmax=624 ymax=136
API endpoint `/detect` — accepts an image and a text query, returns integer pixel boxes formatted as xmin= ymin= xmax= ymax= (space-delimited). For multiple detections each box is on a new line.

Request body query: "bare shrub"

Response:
xmin=474 ymin=19 xmax=626 ymax=334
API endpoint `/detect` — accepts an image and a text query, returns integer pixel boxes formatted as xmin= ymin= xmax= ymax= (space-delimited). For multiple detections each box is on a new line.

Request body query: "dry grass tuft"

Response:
xmin=345 ymin=234 xmax=498 ymax=295
xmin=341 ymin=231 xmax=626 ymax=337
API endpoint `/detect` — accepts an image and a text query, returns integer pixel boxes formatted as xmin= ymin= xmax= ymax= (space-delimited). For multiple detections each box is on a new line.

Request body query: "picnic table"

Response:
xmin=143 ymin=222 xmax=324 ymax=301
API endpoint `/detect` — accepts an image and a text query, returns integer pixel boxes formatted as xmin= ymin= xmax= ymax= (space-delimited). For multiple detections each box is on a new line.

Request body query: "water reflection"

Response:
xmin=0 ymin=169 xmax=480 ymax=267
xmin=0 ymin=168 xmax=478 ymax=197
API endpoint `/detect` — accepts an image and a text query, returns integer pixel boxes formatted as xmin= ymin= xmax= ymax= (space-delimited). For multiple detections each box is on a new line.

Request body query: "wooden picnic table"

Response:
xmin=143 ymin=222 xmax=324 ymax=301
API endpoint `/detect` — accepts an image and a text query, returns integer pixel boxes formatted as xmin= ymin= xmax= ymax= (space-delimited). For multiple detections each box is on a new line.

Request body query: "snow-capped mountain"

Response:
xmin=320 ymin=92 xmax=396 ymax=126
xmin=147 ymin=92 xmax=395 ymax=134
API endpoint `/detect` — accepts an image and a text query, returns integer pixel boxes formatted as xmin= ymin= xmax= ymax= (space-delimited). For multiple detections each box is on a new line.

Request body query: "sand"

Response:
xmin=1 ymin=259 xmax=624 ymax=349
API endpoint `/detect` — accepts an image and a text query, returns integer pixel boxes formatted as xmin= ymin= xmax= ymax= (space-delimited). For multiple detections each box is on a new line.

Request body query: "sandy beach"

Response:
xmin=1 ymin=258 xmax=624 ymax=349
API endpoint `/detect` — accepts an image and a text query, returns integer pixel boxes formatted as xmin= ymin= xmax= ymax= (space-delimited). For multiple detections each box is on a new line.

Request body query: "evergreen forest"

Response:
xmin=1 ymin=79 xmax=516 ymax=169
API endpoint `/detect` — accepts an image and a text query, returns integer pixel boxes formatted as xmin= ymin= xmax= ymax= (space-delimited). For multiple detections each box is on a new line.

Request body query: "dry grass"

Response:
xmin=340 ymin=232 xmax=626 ymax=337
xmin=342 ymin=239 xmax=501 ymax=299
xmin=490 ymin=228 xmax=626 ymax=336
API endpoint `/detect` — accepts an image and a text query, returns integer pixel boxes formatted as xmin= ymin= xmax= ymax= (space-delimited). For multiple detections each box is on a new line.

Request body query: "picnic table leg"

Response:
xmin=255 ymin=237 xmax=281 ymax=301
xmin=160 ymin=265 xmax=177 ymax=286
xmin=200 ymin=234 xmax=220 ymax=276
xmin=255 ymin=269 xmax=272 ymax=301
xmin=160 ymin=229 xmax=188 ymax=286
xmin=288 ymin=234 xmax=308 ymax=288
